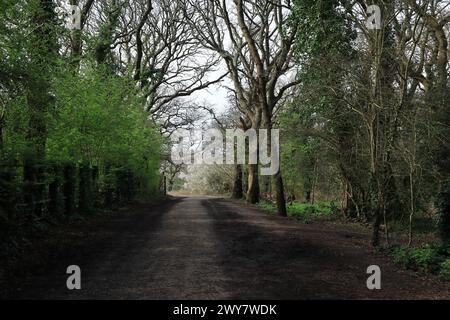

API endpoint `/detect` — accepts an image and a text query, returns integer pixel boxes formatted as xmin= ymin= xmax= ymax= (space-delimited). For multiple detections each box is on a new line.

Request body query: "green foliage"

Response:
xmin=258 ymin=200 xmax=334 ymax=221
xmin=47 ymin=67 xmax=160 ymax=164
xmin=292 ymin=0 xmax=356 ymax=59
xmin=440 ymin=259 xmax=450 ymax=280
xmin=288 ymin=0 xmax=449 ymax=239
xmin=256 ymin=201 xmax=278 ymax=214
xmin=0 ymin=0 xmax=163 ymax=271
xmin=278 ymin=0 xmax=358 ymax=206
xmin=391 ymin=244 xmax=450 ymax=276
xmin=2 ymin=62 xmax=162 ymax=196
xmin=288 ymin=202 xmax=333 ymax=216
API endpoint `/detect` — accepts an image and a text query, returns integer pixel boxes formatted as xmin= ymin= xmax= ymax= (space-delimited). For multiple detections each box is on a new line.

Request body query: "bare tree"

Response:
xmin=183 ymin=0 xmax=300 ymax=215
xmin=118 ymin=0 xmax=228 ymax=120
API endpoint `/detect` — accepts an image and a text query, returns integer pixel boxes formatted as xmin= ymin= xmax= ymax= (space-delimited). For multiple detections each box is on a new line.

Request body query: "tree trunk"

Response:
xmin=26 ymin=0 xmax=58 ymax=159
xmin=23 ymin=160 xmax=35 ymax=219
xmin=305 ymin=190 xmax=311 ymax=203
xmin=246 ymin=164 xmax=260 ymax=203
xmin=63 ymin=164 xmax=76 ymax=215
xmin=438 ymin=179 xmax=450 ymax=244
xmin=232 ymin=164 xmax=243 ymax=199
xmin=275 ymin=171 xmax=287 ymax=216
xmin=162 ymin=175 xmax=167 ymax=196
xmin=371 ymin=207 xmax=382 ymax=246
xmin=69 ymin=0 xmax=82 ymax=70
xmin=78 ymin=163 xmax=93 ymax=214
xmin=48 ymin=163 xmax=62 ymax=217
xmin=408 ymin=169 xmax=415 ymax=246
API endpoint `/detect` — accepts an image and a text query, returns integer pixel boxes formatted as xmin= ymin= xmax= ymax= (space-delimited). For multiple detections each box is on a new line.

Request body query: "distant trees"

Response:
xmin=184 ymin=164 xmax=235 ymax=195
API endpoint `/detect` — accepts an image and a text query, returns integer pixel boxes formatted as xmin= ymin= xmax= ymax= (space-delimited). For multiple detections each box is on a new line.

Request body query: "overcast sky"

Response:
xmin=190 ymin=60 xmax=231 ymax=115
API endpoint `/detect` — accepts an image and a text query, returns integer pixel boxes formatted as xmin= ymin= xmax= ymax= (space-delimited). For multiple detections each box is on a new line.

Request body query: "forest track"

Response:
xmin=4 ymin=196 xmax=450 ymax=299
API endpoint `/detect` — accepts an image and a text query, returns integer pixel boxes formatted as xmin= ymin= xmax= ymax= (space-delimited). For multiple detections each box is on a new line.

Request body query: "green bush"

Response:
xmin=392 ymin=246 xmax=415 ymax=269
xmin=257 ymin=200 xmax=333 ymax=219
xmin=391 ymin=244 xmax=450 ymax=277
xmin=410 ymin=246 xmax=443 ymax=273
xmin=440 ymin=259 xmax=450 ymax=280
xmin=257 ymin=201 xmax=277 ymax=214
xmin=287 ymin=201 xmax=333 ymax=217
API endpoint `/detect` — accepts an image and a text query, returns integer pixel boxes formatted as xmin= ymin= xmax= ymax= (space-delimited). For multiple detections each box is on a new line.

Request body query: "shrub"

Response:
xmin=392 ymin=246 xmax=415 ymax=269
xmin=440 ymin=259 xmax=450 ymax=280
xmin=391 ymin=244 xmax=450 ymax=277
xmin=410 ymin=246 xmax=443 ymax=273
xmin=257 ymin=201 xmax=333 ymax=220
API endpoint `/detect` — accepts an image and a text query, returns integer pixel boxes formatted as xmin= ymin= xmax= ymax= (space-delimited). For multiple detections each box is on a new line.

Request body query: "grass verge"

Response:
xmin=257 ymin=200 xmax=337 ymax=223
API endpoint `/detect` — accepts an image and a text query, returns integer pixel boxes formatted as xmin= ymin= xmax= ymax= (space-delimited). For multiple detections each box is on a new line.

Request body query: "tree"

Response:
xmin=184 ymin=0 xmax=300 ymax=215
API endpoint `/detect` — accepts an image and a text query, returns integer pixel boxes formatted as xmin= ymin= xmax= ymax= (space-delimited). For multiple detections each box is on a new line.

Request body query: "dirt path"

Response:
xmin=5 ymin=196 xmax=450 ymax=299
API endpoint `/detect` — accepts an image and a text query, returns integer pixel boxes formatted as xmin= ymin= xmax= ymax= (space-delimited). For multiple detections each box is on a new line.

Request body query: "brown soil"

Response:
xmin=3 ymin=196 xmax=450 ymax=299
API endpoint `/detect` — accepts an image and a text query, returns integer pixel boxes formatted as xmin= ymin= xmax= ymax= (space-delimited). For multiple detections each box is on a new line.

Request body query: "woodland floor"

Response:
xmin=3 ymin=196 xmax=450 ymax=299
